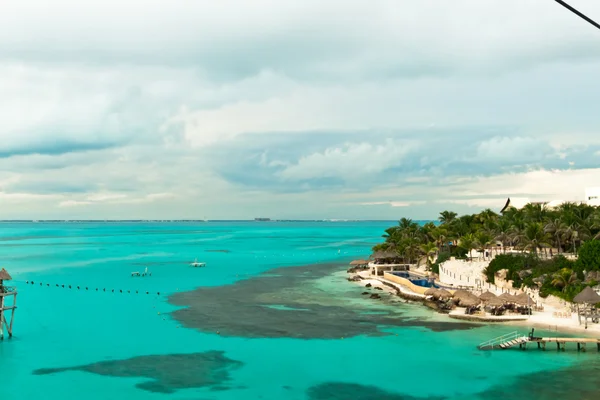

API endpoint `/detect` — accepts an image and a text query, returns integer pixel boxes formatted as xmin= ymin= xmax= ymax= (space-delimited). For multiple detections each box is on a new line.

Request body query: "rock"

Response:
xmin=533 ymin=274 xmax=547 ymax=286
xmin=347 ymin=275 xmax=362 ymax=282
xmin=375 ymin=287 xmax=383 ymax=291
xmin=585 ymin=270 xmax=600 ymax=283
xmin=369 ymin=293 xmax=381 ymax=299
xmin=365 ymin=283 xmax=372 ymax=288
xmin=518 ymin=269 xmax=532 ymax=279
xmin=361 ymin=292 xmax=369 ymax=295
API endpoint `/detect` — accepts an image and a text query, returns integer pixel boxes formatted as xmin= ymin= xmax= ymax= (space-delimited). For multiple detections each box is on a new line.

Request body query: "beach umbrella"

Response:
xmin=459 ymin=296 xmax=481 ymax=307
xmin=498 ymin=292 xmax=516 ymax=303
xmin=436 ymin=289 xmax=452 ymax=299
xmin=573 ymin=286 xmax=600 ymax=304
xmin=485 ymin=296 xmax=505 ymax=307
xmin=452 ymin=290 xmax=480 ymax=307
xmin=0 ymin=268 xmax=12 ymax=281
xmin=424 ymin=288 xmax=438 ymax=296
xmin=349 ymin=259 xmax=370 ymax=266
xmin=479 ymin=291 xmax=496 ymax=301
xmin=514 ymin=292 xmax=534 ymax=307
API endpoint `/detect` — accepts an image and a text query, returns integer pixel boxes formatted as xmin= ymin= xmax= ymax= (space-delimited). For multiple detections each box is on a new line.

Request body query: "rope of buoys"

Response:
xmin=22 ymin=280 xmax=161 ymax=296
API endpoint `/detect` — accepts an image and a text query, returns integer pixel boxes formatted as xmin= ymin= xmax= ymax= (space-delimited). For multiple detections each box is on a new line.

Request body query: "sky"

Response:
xmin=1 ymin=0 xmax=600 ymax=220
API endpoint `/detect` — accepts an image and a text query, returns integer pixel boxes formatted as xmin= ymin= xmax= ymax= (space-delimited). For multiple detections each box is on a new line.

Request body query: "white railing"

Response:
xmin=478 ymin=331 xmax=521 ymax=349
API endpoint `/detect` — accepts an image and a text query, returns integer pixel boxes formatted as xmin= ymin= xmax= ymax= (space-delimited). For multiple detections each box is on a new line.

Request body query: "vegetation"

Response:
xmin=374 ymin=202 xmax=600 ymax=301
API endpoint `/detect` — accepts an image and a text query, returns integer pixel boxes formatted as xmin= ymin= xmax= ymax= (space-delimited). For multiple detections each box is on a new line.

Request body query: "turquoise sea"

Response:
xmin=1 ymin=221 xmax=599 ymax=400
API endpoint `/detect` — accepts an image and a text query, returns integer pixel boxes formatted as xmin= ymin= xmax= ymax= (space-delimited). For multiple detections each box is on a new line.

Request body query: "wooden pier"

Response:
xmin=0 ymin=268 xmax=17 ymax=340
xmin=479 ymin=330 xmax=600 ymax=352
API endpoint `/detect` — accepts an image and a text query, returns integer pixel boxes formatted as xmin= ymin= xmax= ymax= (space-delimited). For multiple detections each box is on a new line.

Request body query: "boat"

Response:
xmin=190 ymin=258 xmax=206 ymax=268
xmin=132 ymin=267 xmax=152 ymax=277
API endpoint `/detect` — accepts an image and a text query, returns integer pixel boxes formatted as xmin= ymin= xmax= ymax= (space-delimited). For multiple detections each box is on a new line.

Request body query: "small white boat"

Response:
xmin=190 ymin=258 xmax=206 ymax=268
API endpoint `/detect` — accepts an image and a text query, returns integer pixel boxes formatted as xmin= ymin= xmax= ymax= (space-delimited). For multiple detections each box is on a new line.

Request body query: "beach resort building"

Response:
xmin=585 ymin=187 xmax=600 ymax=206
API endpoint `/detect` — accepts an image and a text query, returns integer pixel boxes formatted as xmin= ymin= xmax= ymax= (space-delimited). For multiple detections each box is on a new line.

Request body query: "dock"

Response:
xmin=479 ymin=330 xmax=600 ymax=352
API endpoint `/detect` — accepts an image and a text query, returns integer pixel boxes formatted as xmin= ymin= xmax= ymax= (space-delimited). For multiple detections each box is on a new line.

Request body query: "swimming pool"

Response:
xmin=391 ymin=271 xmax=438 ymax=288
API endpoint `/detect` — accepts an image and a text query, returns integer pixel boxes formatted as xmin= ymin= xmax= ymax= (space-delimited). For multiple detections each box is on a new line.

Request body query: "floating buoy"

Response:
xmin=68 ymin=285 xmax=71 ymax=289
xmin=77 ymin=286 xmax=80 ymax=289
xmin=157 ymin=292 xmax=160 ymax=295
xmin=111 ymin=289 xmax=114 ymax=293
xmin=119 ymin=290 xmax=122 ymax=293
xmin=103 ymin=288 xmax=106 ymax=291
xmin=62 ymin=285 xmax=65 ymax=288
xmin=47 ymin=283 xmax=50 ymax=286
xmin=31 ymin=281 xmax=34 ymax=285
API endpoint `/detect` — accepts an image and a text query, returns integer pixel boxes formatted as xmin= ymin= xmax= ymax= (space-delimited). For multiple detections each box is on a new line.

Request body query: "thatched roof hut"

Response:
xmin=485 ymin=296 xmax=505 ymax=307
xmin=453 ymin=290 xmax=480 ymax=307
xmin=479 ymin=291 xmax=496 ymax=301
xmin=573 ymin=286 xmax=600 ymax=304
xmin=514 ymin=292 xmax=535 ymax=306
xmin=425 ymin=288 xmax=452 ymax=300
xmin=0 ymin=268 xmax=12 ymax=281
xmin=349 ymin=259 xmax=370 ymax=266
xmin=497 ymin=292 xmax=516 ymax=303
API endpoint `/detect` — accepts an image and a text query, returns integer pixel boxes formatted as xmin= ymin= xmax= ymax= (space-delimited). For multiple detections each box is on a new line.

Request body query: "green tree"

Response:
xmin=575 ymin=240 xmax=600 ymax=272
xmin=551 ymin=268 xmax=578 ymax=293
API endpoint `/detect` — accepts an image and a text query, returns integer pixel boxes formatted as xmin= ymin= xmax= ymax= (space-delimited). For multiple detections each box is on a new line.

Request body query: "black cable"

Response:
xmin=555 ymin=0 xmax=600 ymax=30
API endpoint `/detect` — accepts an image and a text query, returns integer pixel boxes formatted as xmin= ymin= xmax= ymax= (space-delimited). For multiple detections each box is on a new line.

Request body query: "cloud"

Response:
xmin=1 ymin=1 xmax=600 ymax=219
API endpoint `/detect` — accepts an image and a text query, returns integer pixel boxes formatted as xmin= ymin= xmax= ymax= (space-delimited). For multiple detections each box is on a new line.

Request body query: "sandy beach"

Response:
xmin=349 ymin=270 xmax=600 ymax=337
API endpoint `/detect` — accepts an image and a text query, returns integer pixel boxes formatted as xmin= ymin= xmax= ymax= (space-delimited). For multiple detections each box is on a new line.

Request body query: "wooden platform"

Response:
xmin=481 ymin=333 xmax=600 ymax=351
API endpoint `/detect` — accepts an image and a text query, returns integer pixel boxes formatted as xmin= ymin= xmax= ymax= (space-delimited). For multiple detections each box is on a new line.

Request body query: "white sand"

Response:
xmin=348 ymin=271 xmax=600 ymax=336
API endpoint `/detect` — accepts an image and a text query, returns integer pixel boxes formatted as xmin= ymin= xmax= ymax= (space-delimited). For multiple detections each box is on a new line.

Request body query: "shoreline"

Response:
xmin=348 ymin=270 xmax=600 ymax=337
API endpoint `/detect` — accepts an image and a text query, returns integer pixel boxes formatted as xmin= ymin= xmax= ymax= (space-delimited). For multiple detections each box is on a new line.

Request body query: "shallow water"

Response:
xmin=1 ymin=221 xmax=598 ymax=400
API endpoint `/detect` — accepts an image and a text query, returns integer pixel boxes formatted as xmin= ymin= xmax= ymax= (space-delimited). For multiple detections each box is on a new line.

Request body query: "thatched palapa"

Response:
xmin=479 ymin=291 xmax=496 ymax=301
xmin=452 ymin=290 xmax=480 ymax=307
xmin=349 ymin=259 xmax=370 ymax=266
xmin=485 ymin=296 xmax=505 ymax=307
xmin=514 ymin=292 xmax=534 ymax=306
xmin=0 ymin=268 xmax=12 ymax=281
xmin=573 ymin=286 xmax=600 ymax=304
xmin=497 ymin=292 xmax=516 ymax=303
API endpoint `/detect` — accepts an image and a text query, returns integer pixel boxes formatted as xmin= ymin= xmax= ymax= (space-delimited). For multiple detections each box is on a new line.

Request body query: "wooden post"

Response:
xmin=0 ymin=293 xmax=4 ymax=340
xmin=577 ymin=342 xmax=581 ymax=351
xmin=9 ymin=292 xmax=16 ymax=337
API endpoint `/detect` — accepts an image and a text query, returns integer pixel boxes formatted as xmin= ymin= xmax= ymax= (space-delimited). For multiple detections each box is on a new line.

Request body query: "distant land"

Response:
xmin=0 ymin=219 xmax=404 ymax=223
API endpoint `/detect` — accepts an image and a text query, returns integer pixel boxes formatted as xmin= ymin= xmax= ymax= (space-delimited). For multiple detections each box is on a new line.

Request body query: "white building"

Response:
xmin=585 ymin=187 xmax=600 ymax=207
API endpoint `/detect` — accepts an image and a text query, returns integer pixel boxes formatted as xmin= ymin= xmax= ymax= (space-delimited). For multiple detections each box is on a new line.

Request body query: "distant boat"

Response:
xmin=190 ymin=258 xmax=206 ymax=268
xmin=254 ymin=218 xmax=271 ymax=221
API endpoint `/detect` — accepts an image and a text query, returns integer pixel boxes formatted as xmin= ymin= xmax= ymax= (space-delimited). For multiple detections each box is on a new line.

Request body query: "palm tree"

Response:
xmin=494 ymin=219 xmax=512 ymax=253
xmin=515 ymin=223 xmax=551 ymax=256
xmin=551 ymin=268 xmax=578 ymax=293
xmin=458 ymin=233 xmax=478 ymax=260
xmin=420 ymin=242 xmax=438 ymax=270
xmin=544 ymin=218 xmax=567 ymax=253
xmin=439 ymin=211 xmax=457 ymax=225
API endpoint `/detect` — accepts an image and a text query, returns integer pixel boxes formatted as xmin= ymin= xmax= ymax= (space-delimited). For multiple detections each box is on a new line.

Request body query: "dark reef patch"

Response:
xmin=168 ymin=262 xmax=477 ymax=339
xmin=205 ymin=249 xmax=231 ymax=253
xmin=32 ymin=351 xmax=242 ymax=394
xmin=307 ymin=382 xmax=446 ymax=400
xmin=472 ymin=359 xmax=600 ymax=400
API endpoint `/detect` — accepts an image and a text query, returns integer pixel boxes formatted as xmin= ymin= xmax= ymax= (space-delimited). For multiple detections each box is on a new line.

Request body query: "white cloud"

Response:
xmin=1 ymin=1 xmax=600 ymax=219
xmin=278 ymin=139 xmax=417 ymax=181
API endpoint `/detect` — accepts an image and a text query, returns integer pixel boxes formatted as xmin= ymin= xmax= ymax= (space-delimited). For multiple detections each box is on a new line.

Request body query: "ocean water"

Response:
xmin=1 ymin=221 xmax=599 ymax=400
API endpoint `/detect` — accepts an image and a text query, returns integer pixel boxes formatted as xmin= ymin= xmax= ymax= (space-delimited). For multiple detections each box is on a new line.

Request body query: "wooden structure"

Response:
xmin=0 ymin=268 xmax=17 ymax=340
xmin=573 ymin=286 xmax=600 ymax=328
xmin=479 ymin=330 xmax=600 ymax=352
